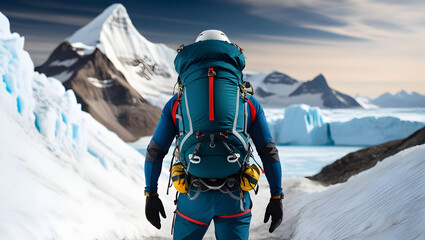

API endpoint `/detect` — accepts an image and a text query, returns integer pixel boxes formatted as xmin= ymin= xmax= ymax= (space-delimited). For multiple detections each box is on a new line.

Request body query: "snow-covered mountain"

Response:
xmin=354 ymin=94 xmax=379 ymax=108
xmin=245 ymin=71 xmax=362 ymax=108
xmin=36 ymin=4 xmax=178 ymax=142
xmin=365 ymin=90 xmax=425 ymax=108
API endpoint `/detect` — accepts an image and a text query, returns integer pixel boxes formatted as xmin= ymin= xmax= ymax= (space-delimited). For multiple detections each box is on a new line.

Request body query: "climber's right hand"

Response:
xmin=145 ymin=193 xmax=167 ymax=229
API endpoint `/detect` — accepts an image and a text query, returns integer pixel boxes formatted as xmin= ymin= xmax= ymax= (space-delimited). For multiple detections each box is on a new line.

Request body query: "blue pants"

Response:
xmin=173 ymin=190 xmax=252 ymax=240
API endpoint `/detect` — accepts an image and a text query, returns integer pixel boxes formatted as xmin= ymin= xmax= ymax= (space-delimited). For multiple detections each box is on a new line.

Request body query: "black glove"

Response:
xmin=264 ymin=198 xmax=283 ymax=233
xmin=145 ymin=194 xmax=166 ymax=229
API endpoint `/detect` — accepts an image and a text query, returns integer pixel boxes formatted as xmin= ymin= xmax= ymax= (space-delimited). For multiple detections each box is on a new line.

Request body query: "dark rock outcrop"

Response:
xmin=263 ymin=71 xmax=298 ymax=85
xmin=308 ymin=127 xmax=425 ymax=185
xmin=36 ymin=42 xmax=161 ymax=142
xmin=255 ymin=87 xmax=275 ymax=98
xmin=290 ymin=74 xmax=361 ymax=108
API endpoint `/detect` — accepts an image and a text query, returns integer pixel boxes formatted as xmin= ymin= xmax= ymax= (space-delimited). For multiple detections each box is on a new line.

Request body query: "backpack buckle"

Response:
xmin=210 ymin=134 xmax=216 ymax=148
xmin=177 ymin=44 xmax=184 ymax=53
xmin=244 ymin=81 xmax=254 ymax=95
xmin=189 ymin=154 xmax=201 ymax=164
xmin=227 ymin=153 xmax=240 ymax=163
xmin=220 ymin=131 xmax=229 ymax=138
xmin=208 ymin=69 xmax=216 ymax=77
xmin=196 ymin=131 xmax=205 ymax=138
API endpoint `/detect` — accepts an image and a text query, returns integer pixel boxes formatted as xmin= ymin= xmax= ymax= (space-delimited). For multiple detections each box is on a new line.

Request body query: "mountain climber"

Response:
xmin=144 ymin=29 xmax=283 ymax=239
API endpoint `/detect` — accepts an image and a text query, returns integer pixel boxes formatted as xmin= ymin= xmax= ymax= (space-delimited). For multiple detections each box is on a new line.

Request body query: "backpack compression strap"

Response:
xmin=208 ymin=67 xmax=216 ymax=121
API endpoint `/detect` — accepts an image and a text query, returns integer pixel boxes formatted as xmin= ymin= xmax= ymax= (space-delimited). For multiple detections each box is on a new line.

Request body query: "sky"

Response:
xmin=1 ymin=0 xmax=424 ymax=97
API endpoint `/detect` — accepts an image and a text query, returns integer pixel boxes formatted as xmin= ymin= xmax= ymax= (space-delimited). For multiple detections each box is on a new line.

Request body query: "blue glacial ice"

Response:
xmin=0 ymin=12 xmax=86 ymax=157
xmin=272 ymin=104 xmax=332 ymax=145
xmin=270 ymin=104 xmax=425 ymax=146
xmin=330 ymin=116 xmax=425 ymax=145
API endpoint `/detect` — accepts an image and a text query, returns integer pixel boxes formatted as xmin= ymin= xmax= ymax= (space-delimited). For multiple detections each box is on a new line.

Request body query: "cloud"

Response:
xmin=3 ymin=10 xmax=92 ymax=27
xmin=362 ymin=19 xmax=412 ymax=32
xmin=236 ymin=0 xmax=425 ymax=41
xmin=132 ymin=14 xmax=207 ymax=26
xmin=16 ymin=1 xmax=102 ymax=14
xmin=246 ymin=3 xmax=347 ymax=27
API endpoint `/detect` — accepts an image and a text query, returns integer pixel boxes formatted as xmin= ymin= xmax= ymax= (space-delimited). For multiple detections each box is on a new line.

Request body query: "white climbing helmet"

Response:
xmin=195 ymin=29 xmax=230 ymax=43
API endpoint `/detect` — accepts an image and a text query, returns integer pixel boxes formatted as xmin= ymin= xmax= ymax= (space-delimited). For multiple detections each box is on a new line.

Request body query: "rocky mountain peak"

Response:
xmin=289 ymin=74 xmax=361 ymax=108
xmin=263 ymin=71 xmax=299 ymax=85
xmin=310 ymin=74 xmax=329 ymax=89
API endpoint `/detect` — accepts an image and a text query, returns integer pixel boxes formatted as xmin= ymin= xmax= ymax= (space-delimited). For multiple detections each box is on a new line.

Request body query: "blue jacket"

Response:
xmin=144 ymin=94 xmax=283 ymax=196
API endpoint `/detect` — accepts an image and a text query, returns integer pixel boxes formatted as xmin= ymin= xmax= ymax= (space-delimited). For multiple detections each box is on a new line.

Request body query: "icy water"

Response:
xmin=274 ymin=145 xmax=362 ymax=178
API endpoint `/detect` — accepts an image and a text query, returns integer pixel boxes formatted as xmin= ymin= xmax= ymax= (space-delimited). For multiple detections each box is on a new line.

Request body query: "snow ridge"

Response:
xmin=275 ymin=144 xmax=425 ymax=239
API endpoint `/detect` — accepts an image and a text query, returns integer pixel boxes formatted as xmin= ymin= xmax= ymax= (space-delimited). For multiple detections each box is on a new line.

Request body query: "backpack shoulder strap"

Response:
xmin=247 ymin=99 xmax=256 ymax=125
xmin=172 ymin=99 xmax=179 ymax=126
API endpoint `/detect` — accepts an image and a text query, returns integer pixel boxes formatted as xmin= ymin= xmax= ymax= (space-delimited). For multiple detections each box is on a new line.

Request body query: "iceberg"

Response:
xmin=273 ymin=104 xmax=332 ymax=145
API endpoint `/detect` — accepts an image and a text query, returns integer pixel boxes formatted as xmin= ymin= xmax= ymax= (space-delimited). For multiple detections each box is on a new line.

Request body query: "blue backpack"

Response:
xmin=173 ymin=40 xmax=250 ymax=178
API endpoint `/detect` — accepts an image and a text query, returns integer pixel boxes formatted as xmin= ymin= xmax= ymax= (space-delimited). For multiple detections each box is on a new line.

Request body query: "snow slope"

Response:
xmin=261 ymin=144 xmax=425 ymax=240
xmin=355 ymin=94 xmax=379 ymax=109
xmin=0 ymin=110 xmax=152 ymax=239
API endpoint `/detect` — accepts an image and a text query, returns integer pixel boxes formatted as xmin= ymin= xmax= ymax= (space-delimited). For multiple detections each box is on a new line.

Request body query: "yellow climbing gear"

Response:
xmin=240 ymin=164 xmax=261 ymax=192
xmin=171 ymin=162 xmax=188 ymax=193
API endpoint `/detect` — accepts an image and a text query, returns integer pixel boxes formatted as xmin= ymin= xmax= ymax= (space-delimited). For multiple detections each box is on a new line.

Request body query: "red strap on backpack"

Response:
xmin=208 ymin=67 xmax=215 ymax=121
xmin=247 ymin=99 xmax=256 ymax=124
xmin=172 ymin=99 xmax=179 ymax=126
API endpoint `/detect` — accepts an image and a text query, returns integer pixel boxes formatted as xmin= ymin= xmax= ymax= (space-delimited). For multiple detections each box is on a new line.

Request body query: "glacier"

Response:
xmin=269 ymin=105 xmax=425 ymax=146
xmin=0 ymin=11 xmax=174 ymax=239
xmin=0 ymin=12 xmax=86 ymax=158
xmin=330 ymin=116 xmax=425 ymax=146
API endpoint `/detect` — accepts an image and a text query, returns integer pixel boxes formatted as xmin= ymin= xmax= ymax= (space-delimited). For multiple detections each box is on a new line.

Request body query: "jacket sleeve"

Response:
xmin=247 ymin=96 xmax=283 ymax=197
xmin=144 ymin=94 xmax=178 ymax=194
